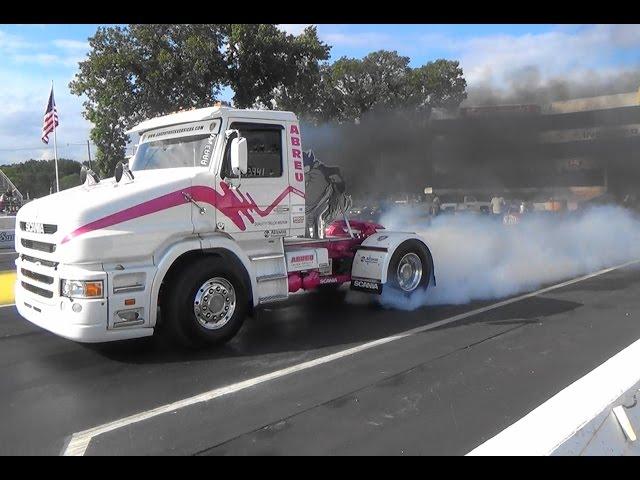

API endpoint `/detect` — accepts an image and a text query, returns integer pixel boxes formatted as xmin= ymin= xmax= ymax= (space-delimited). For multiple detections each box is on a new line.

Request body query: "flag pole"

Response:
xmin=52 ymin=81 xmax=60 ymax=193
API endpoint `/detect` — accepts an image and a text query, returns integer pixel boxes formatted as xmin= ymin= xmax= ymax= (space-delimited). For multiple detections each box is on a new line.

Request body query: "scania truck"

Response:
xmin=14 ymin=106 xmax=435 ymax=347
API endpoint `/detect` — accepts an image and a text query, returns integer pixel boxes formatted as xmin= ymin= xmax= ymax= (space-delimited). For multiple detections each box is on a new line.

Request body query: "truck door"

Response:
xmin=217 ymin=120 xmax=292 ymax=240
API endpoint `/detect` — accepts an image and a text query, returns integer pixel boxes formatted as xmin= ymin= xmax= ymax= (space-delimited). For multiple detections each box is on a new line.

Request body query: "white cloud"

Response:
xmin=53 ymin=39 xmax=89 ymax=51
xmin=278 ymin=24 xmax=312 ymax=36
xmin=311 ymin=24 xmax=640 ymax=96
xmin=13 ymin=53 xmax=60 ymax=65
xmin=323 ymin=32 xmax=396 ymax=49
xmin=0 ymin=29 xmax=35 ymax=50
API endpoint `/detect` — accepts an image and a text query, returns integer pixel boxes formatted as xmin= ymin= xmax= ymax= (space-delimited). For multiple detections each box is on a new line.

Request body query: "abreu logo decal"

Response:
xmin=290 ymin=124 xmax=304 ymax=184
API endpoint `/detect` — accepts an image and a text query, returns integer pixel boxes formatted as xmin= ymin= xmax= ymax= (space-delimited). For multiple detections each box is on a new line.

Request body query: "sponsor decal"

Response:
xmin=360 ymin=254 xmax=379 ymax=265
xmin=265 ymin=228 xmax=287 ymax=238
xmin=24 ymin=222 xmax=44 ymax=234
xmin=200 ymin=133 xmax=217 ymax=167
xmin=144 ymin=123 xmax=206 ymax=141
xmin=351 ymin=279 xmax=383 ymax=294
xmin=254 ymin=219 xmax=288 ymax=227
xmin=377 ymin=235 xmax=388 ymax=241
xmin=291 ymin=254 xmax=314 ymax=264
xmin=142 ymin=120 xmax=220 ymax=143
xmin=292 ymin=215 xmax=304 ymax=224
xmin=319 ymin=277 xmax=339 ymax=284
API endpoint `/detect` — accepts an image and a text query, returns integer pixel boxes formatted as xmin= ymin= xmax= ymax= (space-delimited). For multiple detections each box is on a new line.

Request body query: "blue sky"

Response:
xmin=0 ymin=24 xmax=639 ymax=164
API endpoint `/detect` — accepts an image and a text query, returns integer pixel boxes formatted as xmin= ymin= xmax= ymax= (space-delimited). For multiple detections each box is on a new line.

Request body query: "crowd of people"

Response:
xmin=0 ymin=188 xmax=21 ymax=215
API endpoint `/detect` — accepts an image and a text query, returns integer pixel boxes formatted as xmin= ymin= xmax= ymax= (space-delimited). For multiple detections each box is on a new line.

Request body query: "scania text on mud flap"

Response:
xmin=14 ymin=106 xmax=436 ymax=347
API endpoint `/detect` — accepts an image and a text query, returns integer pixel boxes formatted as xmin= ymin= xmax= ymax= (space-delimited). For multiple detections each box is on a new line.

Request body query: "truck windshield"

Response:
xmin=130 ymin=133 xmax=216 ymax=171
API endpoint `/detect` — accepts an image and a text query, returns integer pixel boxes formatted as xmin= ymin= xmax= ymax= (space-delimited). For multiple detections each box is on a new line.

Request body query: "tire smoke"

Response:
xmin=375 ymin=205 xmax=640 ymax=310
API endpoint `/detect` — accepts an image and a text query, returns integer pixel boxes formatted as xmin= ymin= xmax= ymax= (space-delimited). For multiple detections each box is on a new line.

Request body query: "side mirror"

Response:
xmin=231 ymin=137 xmax=248 ymax=176
xmin=80 ymin=165 xmax=100 ymax=186
xmin=114 ymin=160 xmax=134 ymax=183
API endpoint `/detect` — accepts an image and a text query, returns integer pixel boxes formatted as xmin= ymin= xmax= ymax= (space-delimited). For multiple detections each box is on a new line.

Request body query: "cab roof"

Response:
xmin=126 ymin=106 xmax=298 ymax=135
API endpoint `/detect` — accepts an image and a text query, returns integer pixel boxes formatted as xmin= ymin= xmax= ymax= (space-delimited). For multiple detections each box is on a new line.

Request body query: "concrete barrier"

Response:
xmin=0 ymin=216 xmax=16 ymax=250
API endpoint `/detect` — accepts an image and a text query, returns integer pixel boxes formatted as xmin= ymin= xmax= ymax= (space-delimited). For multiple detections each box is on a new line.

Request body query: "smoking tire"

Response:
xmin=386 ymin=239 xmax=431 ymax=297
xmin=163 ymin=256 xmax=248 ymax=348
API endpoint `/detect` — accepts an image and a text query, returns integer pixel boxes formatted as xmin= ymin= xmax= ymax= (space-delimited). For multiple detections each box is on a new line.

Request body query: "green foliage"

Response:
xmin=406 ymin=59 xmax=467 ymax=111
xmin=319 ymin=52 xmax=467 ymax=122
xmin=70 ymin=25 xmax=228 ymax=177
xmin=227 ymin=25 xmax=331 ymax=118
xmin=0 ymin=159 xmax=83 ymax=198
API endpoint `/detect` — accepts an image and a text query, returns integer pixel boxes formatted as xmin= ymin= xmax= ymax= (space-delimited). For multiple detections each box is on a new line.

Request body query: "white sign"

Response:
xmin=0 ymin=230 xmax=15 ymax=249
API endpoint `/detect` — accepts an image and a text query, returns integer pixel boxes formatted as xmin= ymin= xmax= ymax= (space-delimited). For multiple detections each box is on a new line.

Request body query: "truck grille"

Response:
xmin=21 ymin=281 xmax=54 ymax=299
xmin=21 ymin=254 xmax=58 ymax=269
xmin=19 ymin=222 xmax=58 ymax=234
xmin=21 ymin=239 xmax=56 ymax=253
xmin=21 ymin=268 xmax=54 ymax=285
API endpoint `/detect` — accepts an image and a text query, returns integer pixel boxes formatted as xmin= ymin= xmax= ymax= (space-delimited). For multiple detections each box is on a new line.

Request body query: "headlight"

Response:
xmin=61 ymin=279 xmax=104 ymax=299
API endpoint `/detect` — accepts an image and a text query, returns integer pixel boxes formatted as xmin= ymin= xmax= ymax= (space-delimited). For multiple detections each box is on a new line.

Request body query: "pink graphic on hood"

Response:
xmin=191 ymin=182 xmax=303 ymax=232
xmin=61 ymin=181 xmax=305 ymax=243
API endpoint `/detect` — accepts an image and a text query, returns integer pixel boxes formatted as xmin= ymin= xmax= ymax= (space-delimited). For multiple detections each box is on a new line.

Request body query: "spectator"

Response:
xmin=490 ymin=195 xmax=505 ymax=217
xmin=431 ymin=195 xmax=441 ymax=216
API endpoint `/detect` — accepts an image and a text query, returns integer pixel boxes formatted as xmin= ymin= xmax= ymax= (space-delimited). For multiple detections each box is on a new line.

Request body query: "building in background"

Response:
xmin=429 ymin=87 xmax=640 ymax=208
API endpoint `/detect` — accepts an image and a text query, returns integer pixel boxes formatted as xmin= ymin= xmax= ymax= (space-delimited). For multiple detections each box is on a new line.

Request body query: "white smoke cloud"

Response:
xmin=372 ymin=205 xmax=640 ymax=310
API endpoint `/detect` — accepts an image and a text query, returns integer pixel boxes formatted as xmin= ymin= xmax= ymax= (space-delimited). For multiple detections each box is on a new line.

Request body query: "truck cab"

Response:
xmin=14 ymin=106 xmax=435 ymax=347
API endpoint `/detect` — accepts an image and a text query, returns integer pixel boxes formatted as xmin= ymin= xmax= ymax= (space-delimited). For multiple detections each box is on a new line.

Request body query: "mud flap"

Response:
xmin=350 ymin=278 xmax=383 ymax=294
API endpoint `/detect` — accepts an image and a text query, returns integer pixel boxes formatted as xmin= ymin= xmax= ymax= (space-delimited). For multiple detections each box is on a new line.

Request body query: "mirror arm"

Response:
xmin=225 ymin=129 xmax=244 ymax=188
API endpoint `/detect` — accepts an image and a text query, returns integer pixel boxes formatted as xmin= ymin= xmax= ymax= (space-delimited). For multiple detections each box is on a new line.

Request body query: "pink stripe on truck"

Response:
xmin=61 ymin=183 xmax=305 ymax=244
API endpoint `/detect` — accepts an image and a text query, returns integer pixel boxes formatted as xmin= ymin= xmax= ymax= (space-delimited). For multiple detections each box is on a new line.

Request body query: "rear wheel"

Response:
xmin=387 ymin=240 xmax=431 ymax=297
xmin=163 ymin=256 xmax=248 ymax=348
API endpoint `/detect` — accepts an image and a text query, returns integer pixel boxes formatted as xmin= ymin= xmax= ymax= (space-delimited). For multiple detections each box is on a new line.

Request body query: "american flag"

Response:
xmin=41 ymin=86 xmax=59 ymax=144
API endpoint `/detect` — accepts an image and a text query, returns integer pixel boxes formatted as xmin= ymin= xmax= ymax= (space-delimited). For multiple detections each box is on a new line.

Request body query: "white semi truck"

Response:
xmin=14 ymin=106 xmax=435 ymax=347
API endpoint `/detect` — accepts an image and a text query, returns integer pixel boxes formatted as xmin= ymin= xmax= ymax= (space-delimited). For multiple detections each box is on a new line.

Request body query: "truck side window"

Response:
xmin=222 ymin=123 xmax=283 ymax=179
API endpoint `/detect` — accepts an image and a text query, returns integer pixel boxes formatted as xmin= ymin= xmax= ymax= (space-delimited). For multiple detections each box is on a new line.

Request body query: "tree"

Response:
xmin=406 ymin=59 xmax=467 ymax=112
xmin=70 ymin=25 xmax=228 ymax=176
xmin=70 ymin=24 xmax=330 ymax=176
xmin=1 ymin=159 xmax=83 ymax=198
xmin=320 ymin=51 xmax=411 ymax=122
xmin=225 ymin=24 xmax=330 ymax=116
xmin=319 ymin=53 xmax=467 ymax=123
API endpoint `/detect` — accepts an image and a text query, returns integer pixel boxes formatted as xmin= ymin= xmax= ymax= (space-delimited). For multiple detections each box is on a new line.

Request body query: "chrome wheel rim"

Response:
xmin=396 ymin=253 xmax=423 ymax=292
xmin=193 ymin=277 xmax=236 ymax=330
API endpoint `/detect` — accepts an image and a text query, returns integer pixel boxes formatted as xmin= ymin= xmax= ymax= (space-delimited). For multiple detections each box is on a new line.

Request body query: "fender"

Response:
xmin=199 ymin=232 xmax=258 ymax=306
xmin=148 ymin=236 xmax=203 ymax=327
xmin=351 ymin=231 xmax=436 ymax=287
xmin=148 ymin=232 xmax=259 ymax=327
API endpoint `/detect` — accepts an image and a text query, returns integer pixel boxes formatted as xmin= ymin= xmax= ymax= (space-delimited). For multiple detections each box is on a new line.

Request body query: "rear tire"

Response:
xmin=163 ymin=256 xmax=248 ymax=348
xmin=386 ymin=240 xmax=431 ymax=297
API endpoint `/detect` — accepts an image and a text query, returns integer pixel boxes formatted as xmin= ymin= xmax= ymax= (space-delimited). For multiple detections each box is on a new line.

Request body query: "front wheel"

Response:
xmin=386 ymin=240 xmax=432 ymax=297
xmin=163 ymin=256 xmax=249 ymax=348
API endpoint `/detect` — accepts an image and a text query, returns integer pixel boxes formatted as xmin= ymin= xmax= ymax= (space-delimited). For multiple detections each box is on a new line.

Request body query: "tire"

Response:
xmin=386 ymin=240 xmax=432 ymax=297
xmin=163 ymin=256 xmax=249 ymax=348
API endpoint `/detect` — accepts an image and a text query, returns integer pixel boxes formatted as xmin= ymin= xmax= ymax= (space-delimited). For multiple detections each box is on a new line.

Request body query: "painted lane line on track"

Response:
xmin=62 ymin=259 xmax=640 ymax=456
xmin=467 ymin=334 xmax=640 ymax=456
xmin=0 ymin=303 xmax=16 ymax=309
